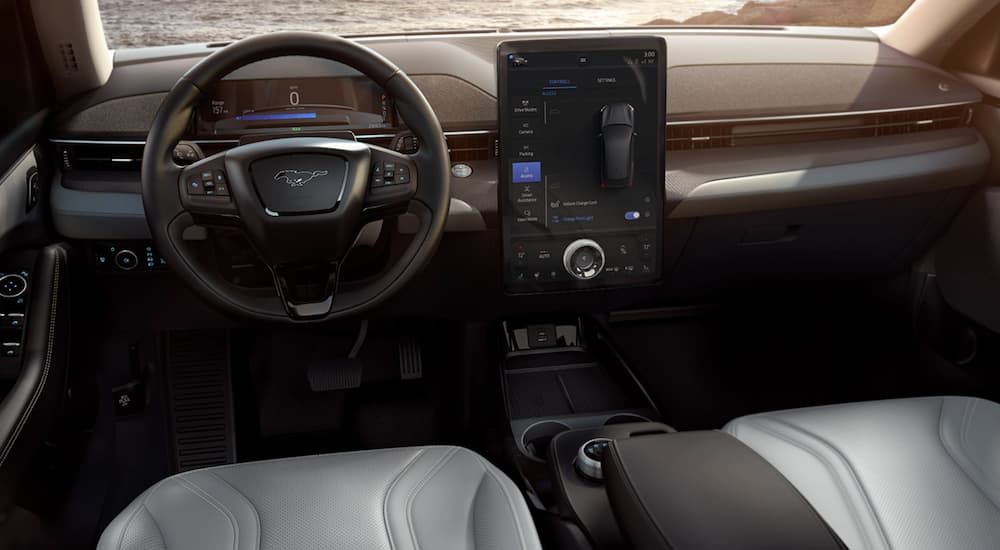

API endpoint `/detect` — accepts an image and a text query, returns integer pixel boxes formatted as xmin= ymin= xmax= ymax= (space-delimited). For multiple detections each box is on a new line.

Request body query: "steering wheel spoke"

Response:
xmin=362 ymin=146 xmax=418 ymax=218
xmin=272 ymin=261 xmax=340 ymax=319
xmin=178 ymin=154 xmax=240 ymax=221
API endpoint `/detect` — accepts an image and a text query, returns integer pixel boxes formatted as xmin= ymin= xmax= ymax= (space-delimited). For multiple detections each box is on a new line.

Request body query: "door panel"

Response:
xmin=0 ymin=148 xmax=38 ymax=250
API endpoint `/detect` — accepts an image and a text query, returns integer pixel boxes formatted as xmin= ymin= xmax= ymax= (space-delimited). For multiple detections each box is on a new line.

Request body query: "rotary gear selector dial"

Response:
xmin=563 ymin=239 xmax=605 ymax=280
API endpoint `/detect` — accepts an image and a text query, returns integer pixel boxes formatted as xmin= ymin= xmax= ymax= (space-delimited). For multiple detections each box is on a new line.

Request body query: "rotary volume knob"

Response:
xmin=563 ymin=239 xmax=605 ymax=280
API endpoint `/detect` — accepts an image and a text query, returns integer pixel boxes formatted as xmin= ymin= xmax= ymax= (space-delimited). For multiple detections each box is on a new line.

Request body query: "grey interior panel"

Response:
xmin=668 ymin=131 xmax=989 ymax=218
xmin=50 ymin=175 xmax=150 ymax=239
xmin=398 ymin=198 xmax=486 ymax=234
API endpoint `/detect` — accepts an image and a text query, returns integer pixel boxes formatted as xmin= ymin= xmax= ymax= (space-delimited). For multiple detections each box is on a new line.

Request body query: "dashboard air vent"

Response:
xmin=447 ymin=132 xmax=498 ymax=162
xmin=666 ymin=105 xmax=974 ymax=151
xmin=57 ymin=142 xmax=144 ymax=172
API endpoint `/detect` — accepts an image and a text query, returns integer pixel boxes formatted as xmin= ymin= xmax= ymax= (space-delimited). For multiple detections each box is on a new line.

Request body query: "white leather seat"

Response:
xmin=98 ymin=445 xmax=542 ymax=550
xmin=724 ymin=396 xmax=1000 ymax=550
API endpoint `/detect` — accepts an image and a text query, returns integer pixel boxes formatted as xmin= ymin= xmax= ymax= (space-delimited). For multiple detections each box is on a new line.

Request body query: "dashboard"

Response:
xmin=498 ymin=37 xmax=665 ymax=293
xmin=45 ymin=28 xmax=990 ymax=314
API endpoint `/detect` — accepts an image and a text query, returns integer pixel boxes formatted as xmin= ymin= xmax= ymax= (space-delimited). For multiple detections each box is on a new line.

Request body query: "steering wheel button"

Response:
xmin=372 ymin=161 xmax=383 ymax=177
xmin=215 ymin=182 xmax=230 ymax=196
xmin=187 ymin=179 xmax=205 ymax=195
xmin=371 ymin=176 xmax=385 ymax=187
xmin=214 ymin=170 xmax=227 ymax=184
xmin=0 ymin=274 xmax=28 ymax=299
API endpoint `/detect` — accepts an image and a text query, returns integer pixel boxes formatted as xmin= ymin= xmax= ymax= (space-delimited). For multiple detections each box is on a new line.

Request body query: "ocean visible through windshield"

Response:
xmin=99 ymin=0 xmax=915 ymax=49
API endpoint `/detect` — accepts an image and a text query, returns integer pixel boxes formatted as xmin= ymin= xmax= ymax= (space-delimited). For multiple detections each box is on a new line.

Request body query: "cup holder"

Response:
xmin=520 ymin=420 xmax=571 ymax=462
xmin=604 ymin=413 xmax=652 ymax=426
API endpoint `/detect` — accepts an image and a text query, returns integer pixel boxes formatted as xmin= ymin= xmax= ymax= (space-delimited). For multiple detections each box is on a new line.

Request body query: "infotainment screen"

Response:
xmin=498 ymin=37 xmax=666 ymax=293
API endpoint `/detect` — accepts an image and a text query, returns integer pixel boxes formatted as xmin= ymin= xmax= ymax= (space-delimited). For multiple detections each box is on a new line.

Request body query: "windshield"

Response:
xmin=99 ymin=0 xmax=916 ymax=49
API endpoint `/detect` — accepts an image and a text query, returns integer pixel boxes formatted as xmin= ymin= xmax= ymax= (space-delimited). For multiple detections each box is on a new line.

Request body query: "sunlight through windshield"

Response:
xmin=99 ymin=0 xmax=916 ymax=48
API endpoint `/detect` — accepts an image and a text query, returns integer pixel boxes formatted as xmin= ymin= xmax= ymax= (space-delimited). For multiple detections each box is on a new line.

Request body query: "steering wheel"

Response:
xmin=142 ymin=32 xmax=450 ymax=322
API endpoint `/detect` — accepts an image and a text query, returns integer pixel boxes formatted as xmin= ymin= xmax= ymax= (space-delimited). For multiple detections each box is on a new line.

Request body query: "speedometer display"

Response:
xmin=195 ymin=76 xmax=394 ymax=136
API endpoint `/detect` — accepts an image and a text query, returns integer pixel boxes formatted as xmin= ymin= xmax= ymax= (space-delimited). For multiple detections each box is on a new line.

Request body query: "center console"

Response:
xmin=498 ymin=37 xmax=666 ymax=293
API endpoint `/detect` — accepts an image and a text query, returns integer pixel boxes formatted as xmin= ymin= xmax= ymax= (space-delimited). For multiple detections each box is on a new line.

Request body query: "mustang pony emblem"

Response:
xmin=273 ymin=169 xmax=329 ymax=187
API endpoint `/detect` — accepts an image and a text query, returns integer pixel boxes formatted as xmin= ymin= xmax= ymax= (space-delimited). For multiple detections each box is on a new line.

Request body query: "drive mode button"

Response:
xmin=512 ymin=98 xmax=540 ymax=116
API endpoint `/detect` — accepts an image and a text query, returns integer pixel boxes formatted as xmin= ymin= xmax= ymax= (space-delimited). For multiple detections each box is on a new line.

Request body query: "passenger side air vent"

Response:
xmin=666 ymin=105 xmax=974 ymax=151
xmin=57 ymin=142 xmax=144 ymax=172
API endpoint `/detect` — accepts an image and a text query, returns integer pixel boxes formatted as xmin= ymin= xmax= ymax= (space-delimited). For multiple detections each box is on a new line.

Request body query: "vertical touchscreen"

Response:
xmin=498 ymin=37 xmax=666 ymax=293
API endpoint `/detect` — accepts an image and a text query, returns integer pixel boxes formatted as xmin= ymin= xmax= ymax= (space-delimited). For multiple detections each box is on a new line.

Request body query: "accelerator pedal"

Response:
xmin=399 ymin=336 xmax=423 ymax=380
xmin=307 ymin=321 xmax=367 ymax=391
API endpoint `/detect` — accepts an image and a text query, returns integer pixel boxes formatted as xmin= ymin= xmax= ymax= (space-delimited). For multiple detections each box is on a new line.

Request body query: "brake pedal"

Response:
xmin=307 ymin=358 xmax=363 ymax=391
xmin=399 ymin=337 xmax=423 ymax=380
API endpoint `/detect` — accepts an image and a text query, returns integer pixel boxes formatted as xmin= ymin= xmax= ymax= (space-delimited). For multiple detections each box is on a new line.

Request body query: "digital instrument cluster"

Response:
xmin=498 ymin=37 xmax=667 ymax=293
xmin=195 ymin=76 xmax=394 ymax=136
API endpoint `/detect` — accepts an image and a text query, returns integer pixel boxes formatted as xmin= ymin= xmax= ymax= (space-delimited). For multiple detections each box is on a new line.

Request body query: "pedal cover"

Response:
xmin=399 ymin=337 xmax=423 ymax=380
xmin=166 ymin=330 xmax=236 ymax=472
xmin=307 ymin=358 xmax=364 ymax=391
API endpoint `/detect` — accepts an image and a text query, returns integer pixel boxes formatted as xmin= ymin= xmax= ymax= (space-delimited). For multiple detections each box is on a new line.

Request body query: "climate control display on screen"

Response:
xmin=498 ymin=37 xmax=666 ymax=293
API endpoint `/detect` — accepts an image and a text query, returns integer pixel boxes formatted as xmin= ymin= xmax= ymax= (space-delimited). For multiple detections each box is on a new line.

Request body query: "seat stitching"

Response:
xmin=383 ymin=448 xmax=427 ymax=550
xmin=471 ymin=454 xmax=529 ymax=550
xmin=140 ymin=503 xmax=169 ymax=550
xmin=404 ymin=447 xmax=460 ymax=550
xmin=937 ymin=398 xmax=1000 ymax=514
xmin=115 ymin=501 xmax=147 ymax=550
xmin=176 ymin=476 xmax=239 ymax=550
xmin=208 ymin=472 xmax=262 ymax=550
xmin=113 ymin=476 xmax=173 ymax=550
xmin=748 ymin=417 xmax=891 ymax=550
xmin=468 ymin=470 xmax=488 ymax=550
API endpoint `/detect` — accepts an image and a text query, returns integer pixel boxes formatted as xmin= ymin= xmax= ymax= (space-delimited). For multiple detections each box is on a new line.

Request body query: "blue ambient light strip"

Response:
xmin=236 ymin=112 xmax=318 ymax=121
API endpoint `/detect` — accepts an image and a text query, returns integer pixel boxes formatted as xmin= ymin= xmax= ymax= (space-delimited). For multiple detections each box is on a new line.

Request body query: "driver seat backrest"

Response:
xmin=98 ymin=445 xmax=543 ymax=550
